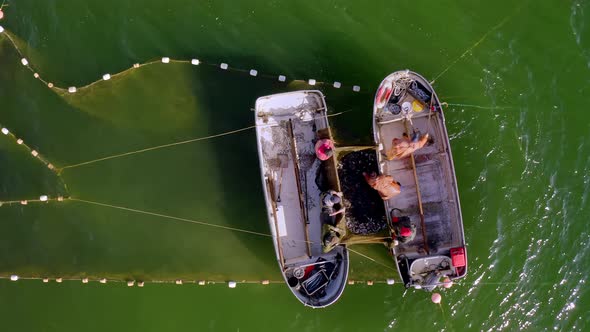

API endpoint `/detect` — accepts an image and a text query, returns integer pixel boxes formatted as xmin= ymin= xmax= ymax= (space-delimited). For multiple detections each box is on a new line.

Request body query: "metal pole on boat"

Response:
xmin=288 ymin=119 xmax=312 ymax=258
xmin=403 ymin=119 xmax=430 ymax=254
xmin=266 ymin=177 xmax=285 ymax=268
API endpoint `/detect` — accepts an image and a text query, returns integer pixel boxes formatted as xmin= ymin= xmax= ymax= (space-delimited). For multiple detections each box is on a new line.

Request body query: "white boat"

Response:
xmin=373 ymin=70 xmax=467 ymax=290
xmin=255 ymin=90 xmax=349 ymax=308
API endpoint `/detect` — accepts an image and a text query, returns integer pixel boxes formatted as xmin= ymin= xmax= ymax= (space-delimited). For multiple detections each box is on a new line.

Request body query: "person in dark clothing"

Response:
xmin=391 ymin=213 xmax=417 ymax=244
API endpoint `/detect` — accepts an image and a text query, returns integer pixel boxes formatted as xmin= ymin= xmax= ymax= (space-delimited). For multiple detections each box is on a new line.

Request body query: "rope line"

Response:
xmin=444 ymin=103 xmax=516 ymax=110
xmin=430 ymin=2 xmax=527 ymax=84
xmin=70 ymin=198 xmax=273 ymax=238
xmin=347 ymin=247 xmax=397 ymax=271
xmin=59 ymin=125 xmax=256 ymax=171
xmin=59 ymin=110 xmax=353 ymax=172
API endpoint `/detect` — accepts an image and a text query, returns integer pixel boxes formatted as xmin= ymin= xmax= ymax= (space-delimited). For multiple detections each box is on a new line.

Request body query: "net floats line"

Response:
xmin=430 ymin=1 xmax=528 ymax=84
xmin=0 ymin=28 xmax=362 ymax=95
xmin=1 ymin=275 xmax=399 ymax=288
xmin=70 ymin=198 xmax=273 ymax=238
xmin=1 ymin=124 xmax=60 ymax=173
xmin=0 ymin=195 xmax=68 ymax=207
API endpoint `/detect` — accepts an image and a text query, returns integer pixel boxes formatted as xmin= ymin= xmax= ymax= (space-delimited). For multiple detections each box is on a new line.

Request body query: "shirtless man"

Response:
xmin=386 ymin=132 xmax=429 ymax=160
xmin=363 ymin=172 xmax=401 ymax=200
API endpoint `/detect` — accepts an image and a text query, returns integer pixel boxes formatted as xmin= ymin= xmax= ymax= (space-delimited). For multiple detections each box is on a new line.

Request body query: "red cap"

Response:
xmin=400 ymin=227 xmax=412 ymax=237
xmin=315 ymin=139 xmax=334 ymax=161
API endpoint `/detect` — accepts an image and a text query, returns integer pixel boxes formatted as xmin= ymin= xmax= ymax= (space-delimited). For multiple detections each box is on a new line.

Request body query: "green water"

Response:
xmin=1 ymin=0 xmax=589 ymax=330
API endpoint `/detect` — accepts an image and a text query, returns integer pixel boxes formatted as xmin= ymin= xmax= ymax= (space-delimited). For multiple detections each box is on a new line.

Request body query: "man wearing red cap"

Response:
xmin=315 ymin=139 xmax=335 ymax=161
xmin=391 ymin=214 xmax=416 ymax=244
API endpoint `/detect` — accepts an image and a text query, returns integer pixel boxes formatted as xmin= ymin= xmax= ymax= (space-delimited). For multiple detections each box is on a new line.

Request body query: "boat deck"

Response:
xmin=255 ymin=90 xmax=348 ymax=308
xmin=255 ymin=91 xmax=344 ymax=266
xmin=376 ymin=114 xmax=462 ymax=257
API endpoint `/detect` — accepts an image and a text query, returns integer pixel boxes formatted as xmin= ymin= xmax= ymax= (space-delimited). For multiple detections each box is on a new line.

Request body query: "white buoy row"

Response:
xmin=3 ymin=275 xmax=409 ymax=289
xmin=12 ymin=46 xmax=363 ymax=94
xmin=0 ymin=124 xmax=60 ymax=173
xmin=4 ymin=20 xmax=364 ymax=92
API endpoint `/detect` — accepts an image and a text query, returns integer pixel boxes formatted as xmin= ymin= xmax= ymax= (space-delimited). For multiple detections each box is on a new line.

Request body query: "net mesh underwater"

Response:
xmin=0 ymin=22 xmax=397 ymax=285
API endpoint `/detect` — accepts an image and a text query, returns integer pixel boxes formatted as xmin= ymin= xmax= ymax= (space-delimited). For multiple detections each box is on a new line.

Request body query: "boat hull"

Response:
xmin=372 ymin=71 xmax=467 ymax=290
xmin=255 ymin=90 xmax=349 ymax=307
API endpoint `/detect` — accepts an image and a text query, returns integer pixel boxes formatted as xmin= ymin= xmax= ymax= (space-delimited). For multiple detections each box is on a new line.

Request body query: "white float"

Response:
xmin=137 ymin=281 xmax=145 ymax=287
xmin=161 ymin=57 xmax=170 ymax=63
xmin=175 ymin=279 xmax=183 ymax=285
xmin=10 ymin=275 xmax=19 ymax=281
xmin=191 ymin=59 xmax=200 ymax=65
xmin=127 ymin=280 xmax=135 ymax=287
xmin=21 ymin=58 xmax=28 ymax=66
xmin=42 ymin=278 xmax=49 ymax=283
xmin=228 ymin=281 xmax=237 ymax=288
xmin=82 ymin=278 xmax=89 ymax=283
xmin=33 ymin=73 xmax=39 ymax=78
xmin=56 ymin=278 xmax=63 ymax=283
xmin=386 ymin=279 xmax=395 ymax=285
xmin=102 ymin=74 xmax=111 ymax=81
xmin=308 ymin=79 xmax=316 ymax=85
xmin=220 ymin=63 xmax=228 ymax=70
xmin=39 ymin=195 xmax=48 ymax=201
xmin=1 ymin=128 xmax=8 ymax=135
xmin=278 ymin=75 xmax=286 ymax=82
xmin=99 ymin=278 xmax=107 ymax=284
xmin=249 ymin=69 xmax=258 ymax=77
xmin=68 ymin=87 xmax=77 ymax=93
xmin=333 ymin=81 xmax=341 ymax=88
xmin=0 ymin=26 xmax=4 ymax=33
xmin=31 ymin=150 xmax=39 ymax=157
xmin=353 ymin=85 xmax=361 ymax=92
xmin=198 ymin=280 xmax=206 ymax=286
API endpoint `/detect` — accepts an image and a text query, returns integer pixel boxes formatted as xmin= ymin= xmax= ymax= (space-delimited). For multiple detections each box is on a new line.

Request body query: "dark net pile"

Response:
xmin=338 ymin=149 xmax=387 ymax=235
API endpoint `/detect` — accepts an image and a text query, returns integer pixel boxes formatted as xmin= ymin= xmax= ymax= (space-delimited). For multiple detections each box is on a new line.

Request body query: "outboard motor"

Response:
xmin=422 ymin=271 xmax=440 ymax=292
